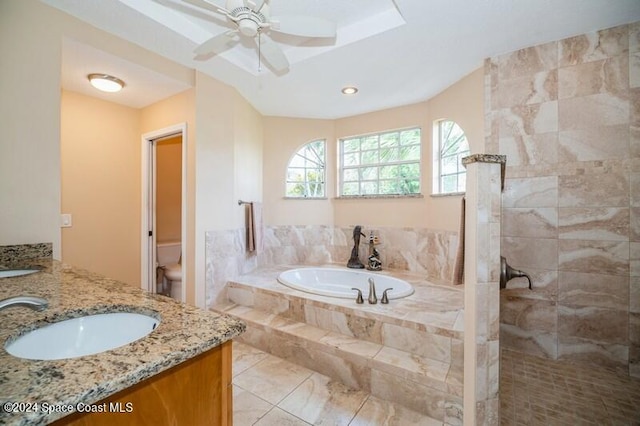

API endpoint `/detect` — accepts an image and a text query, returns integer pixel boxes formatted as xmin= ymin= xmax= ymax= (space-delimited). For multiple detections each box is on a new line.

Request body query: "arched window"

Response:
xmin=432 ymin=120 xmax=469 ymax=194
xmin=285 ymin=139 xmax=326 ymax=198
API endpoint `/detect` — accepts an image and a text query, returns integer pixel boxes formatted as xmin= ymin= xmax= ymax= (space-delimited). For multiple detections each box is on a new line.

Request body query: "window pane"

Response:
xmin=379 ymin=180 xmax=400 ymax=194
xmin=380 ymin=132 xmax=399 ymax=148
xmin=343 ymin=169 xmax=358 ymax=182
xmin=380 ymin=165 xmax=398 ymax=179
xmin=399 ymin=163 xmax=419 ymax=178
xmin=400 ymin=179 xmax=420 ymax=194
xmin=306 ymin=169 xmax=324 ymax=183
xmin=361 ymin=167 xmax=378 ymax=180
xmin=361 ymin=182 xmax=378 ymax=195
xmin=379 ymin=147 xmax=398 ymax=163
xmin=361 ymin=135 xmax=378 ymax=150
xmin=344 ymin=152 xmax=360 ymax=166
xmin=361 ymin=150 xmax=378 ymax=164
xmin=309 ymin=183 xmax=324 ymax=197
xmin=287 ymin=168 xmax=305 ymax=182
xmin=400 ymin=129 xmax=420 ymax=145
xmin=342 ymin=182 xmax=359 ymax=195
xmin=399 ymin=144 xmax=420 ymax=161
xmin=286 ymin=182 xmax=305 ymax=197
xmin=442 ymin=174 xmax=457 ymax=193
xmin=289 ymin=155 xmax=305 ymax=168
xmin=442 ymin=155 xmax=458 ymax=174
xmin=343 ymin=139 xmax=360 ymax=152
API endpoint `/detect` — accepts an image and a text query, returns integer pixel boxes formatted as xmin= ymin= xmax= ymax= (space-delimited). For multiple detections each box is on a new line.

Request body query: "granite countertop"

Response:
xmin=0 ymin=259 xmax=246 ymax=425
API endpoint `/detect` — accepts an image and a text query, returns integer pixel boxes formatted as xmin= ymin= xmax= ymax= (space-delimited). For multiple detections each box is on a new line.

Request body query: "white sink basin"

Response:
xmin=0 ymin=269 xmax=40 ymax=278
xmin=5 ymin=312 xmax=159 ymax=360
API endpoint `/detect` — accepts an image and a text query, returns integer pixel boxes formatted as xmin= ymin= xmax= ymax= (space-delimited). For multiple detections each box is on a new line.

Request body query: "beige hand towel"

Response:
xmin=247 ymin=202 xmax=263 ymax=254
xmin=452 ymin=196 xmax=465 ymax=285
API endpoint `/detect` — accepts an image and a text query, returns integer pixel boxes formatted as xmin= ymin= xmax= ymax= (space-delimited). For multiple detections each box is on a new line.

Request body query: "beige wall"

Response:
xmin=156 ymin=136 xmax=182 ymax=243
xmin=61 ymin=91 xmax=141 ymax=286
xmin=263 ymin=68 xmax=485 ymax=232
xmin=194 ymin=72 xmax=263 ymax=306
xmin=1 ymin=1 xmax=62 ymax=258
xmin=0 ymin=0 xmax=193 ymax=262
xmin=234 ymin=92 xmax=264 ymax=223
xmin=141 ymin=89 xmax=196 ymax=304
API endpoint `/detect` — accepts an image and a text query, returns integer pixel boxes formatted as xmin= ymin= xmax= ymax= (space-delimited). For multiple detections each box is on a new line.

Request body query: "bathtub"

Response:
xmin=277 ymin=267 xmax=414 ymax=300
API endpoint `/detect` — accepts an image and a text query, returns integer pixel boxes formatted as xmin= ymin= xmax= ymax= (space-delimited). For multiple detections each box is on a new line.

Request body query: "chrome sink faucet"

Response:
xmin=0 ymin=296 xmax=48 ymax=312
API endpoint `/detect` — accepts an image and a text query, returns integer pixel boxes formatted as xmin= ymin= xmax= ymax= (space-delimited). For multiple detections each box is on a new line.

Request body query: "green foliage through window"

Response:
xmin=340 ymin=128 xmax=421 ymax=196
xmin=286 ymin=140 xmax=326 ymax=198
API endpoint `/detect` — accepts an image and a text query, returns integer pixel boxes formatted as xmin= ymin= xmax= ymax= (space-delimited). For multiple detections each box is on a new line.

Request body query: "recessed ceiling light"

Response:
xmin=341 ymin=86 xmax=358 ymax=95
xmin=88 ymin=74 xmax=125 ymax=93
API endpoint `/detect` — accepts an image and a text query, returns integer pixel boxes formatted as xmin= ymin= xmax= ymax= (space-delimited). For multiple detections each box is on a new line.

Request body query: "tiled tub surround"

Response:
xmin=486 ymin=21 xmax=640 ymax=377
xmin=0 ymin=257 xmax=245 ymax=426
xmin=205 ymin=225 xmax=459 ymax=306
xmin=214 ymin=265 xmax=465 ymax=424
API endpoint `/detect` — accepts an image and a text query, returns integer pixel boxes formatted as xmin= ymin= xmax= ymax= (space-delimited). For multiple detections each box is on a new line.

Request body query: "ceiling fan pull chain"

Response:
xmin=257 ymin=29 xmax=262 ymax=72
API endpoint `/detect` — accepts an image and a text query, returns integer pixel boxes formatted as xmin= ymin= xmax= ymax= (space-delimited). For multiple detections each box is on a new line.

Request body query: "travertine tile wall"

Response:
xmin=486 ymin=22 xmax=640 ymax=377
xmin=205 ymin=228 xmax=258 ymax=307
xmin=205 ymin=225 xmax=459 ymax=305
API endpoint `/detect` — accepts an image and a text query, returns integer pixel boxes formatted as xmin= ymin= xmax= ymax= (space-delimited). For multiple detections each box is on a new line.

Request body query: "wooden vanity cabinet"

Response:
xmin=52 ymin=340 xmax=233 ymax=426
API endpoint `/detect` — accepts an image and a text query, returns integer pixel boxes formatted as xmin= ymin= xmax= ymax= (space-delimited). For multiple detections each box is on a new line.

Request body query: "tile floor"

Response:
xmin=500 ymin=349 xmax=640 ymax=426
xmin=233 ymin=341 xmax=640 ymax=426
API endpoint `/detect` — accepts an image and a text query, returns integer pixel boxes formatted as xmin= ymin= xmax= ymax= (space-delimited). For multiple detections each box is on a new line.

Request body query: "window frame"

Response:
xmin=284 ymin=139 xmax=326 ymax=199
xmin=338 ymin=127 xmax=422 ymax=198
xmin=432 ymin=120 xmax=469 ymax=195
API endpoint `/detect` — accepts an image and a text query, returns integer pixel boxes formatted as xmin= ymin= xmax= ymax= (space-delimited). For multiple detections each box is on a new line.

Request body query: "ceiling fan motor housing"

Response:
xmin=230 ymin=7 xmax=267 ymax=37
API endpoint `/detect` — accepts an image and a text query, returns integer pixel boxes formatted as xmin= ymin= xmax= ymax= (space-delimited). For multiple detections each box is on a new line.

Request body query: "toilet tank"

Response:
xmin=157 ymin=241 xmax=181 ymax=265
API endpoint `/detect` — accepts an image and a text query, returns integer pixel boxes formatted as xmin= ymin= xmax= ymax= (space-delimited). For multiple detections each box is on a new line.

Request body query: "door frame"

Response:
xmin=141 ymin=123 xmax=187 ymax=302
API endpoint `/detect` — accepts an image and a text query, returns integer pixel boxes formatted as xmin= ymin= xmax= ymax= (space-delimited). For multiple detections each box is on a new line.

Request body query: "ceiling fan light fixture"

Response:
xmin=341 ymin=86 xmax=358 ymax=95
xmin=88 ymin=73 xmax=125 ymax=93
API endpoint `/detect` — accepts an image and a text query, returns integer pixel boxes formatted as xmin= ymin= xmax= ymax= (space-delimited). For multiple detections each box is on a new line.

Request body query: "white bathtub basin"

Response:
xmin=277 ymin=267 xmax=414 ymax=299
xmin=5 ymin=312 xmax=160 ymax=360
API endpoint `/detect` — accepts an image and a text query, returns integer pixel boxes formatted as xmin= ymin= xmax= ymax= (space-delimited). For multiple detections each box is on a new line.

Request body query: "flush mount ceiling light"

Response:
xmin=88 ymin=73 xmax=125 ymax=93
xmin=341 ymin=86 xmax=358 ymax=95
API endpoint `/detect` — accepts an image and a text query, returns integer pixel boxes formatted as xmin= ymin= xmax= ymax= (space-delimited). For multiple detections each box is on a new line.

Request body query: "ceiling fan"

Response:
xmin=181 ymin=0 xmax=337 ymax=73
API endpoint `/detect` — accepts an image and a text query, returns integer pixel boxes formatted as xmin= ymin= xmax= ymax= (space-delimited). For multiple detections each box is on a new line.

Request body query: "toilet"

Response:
xmin=156 ymin=241 xmax=182 ymax=299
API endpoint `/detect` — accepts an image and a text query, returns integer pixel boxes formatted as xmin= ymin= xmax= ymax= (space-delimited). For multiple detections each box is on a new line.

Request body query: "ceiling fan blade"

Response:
xmin=270 ymin=15 xmax=336 ymax=38
xmin=257 ymin=34 xmax=289 ymax=72
xmin=244 ymin=0 xmax=266 ymax=10
xmin=182 ymin=0 xmax=228 ymax=14
xmin=194 ymin=30 xmax=240 ymax=56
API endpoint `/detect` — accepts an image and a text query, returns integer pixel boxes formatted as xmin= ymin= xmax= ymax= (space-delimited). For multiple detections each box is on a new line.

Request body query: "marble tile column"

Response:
xmin=462 ymin=154 xmax=505 ymax=425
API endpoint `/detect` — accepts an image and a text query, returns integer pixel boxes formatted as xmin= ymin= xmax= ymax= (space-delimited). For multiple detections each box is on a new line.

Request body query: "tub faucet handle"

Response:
xmin=351 ymin=288 xmax=364 ymax=304
xmin=381 ymin=288 xmax=393 ymax=304
xmin=367 ymin=278 xmax=378 ymax=304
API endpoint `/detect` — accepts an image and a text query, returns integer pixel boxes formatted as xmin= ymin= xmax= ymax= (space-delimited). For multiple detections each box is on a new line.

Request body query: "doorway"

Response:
xmin=141 ymin=124 xmax=187 ymax=302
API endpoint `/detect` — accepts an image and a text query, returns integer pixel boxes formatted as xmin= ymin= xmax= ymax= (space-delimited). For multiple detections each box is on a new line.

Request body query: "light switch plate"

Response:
xmin=61 ymin=213 xmax=72 ymax=228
